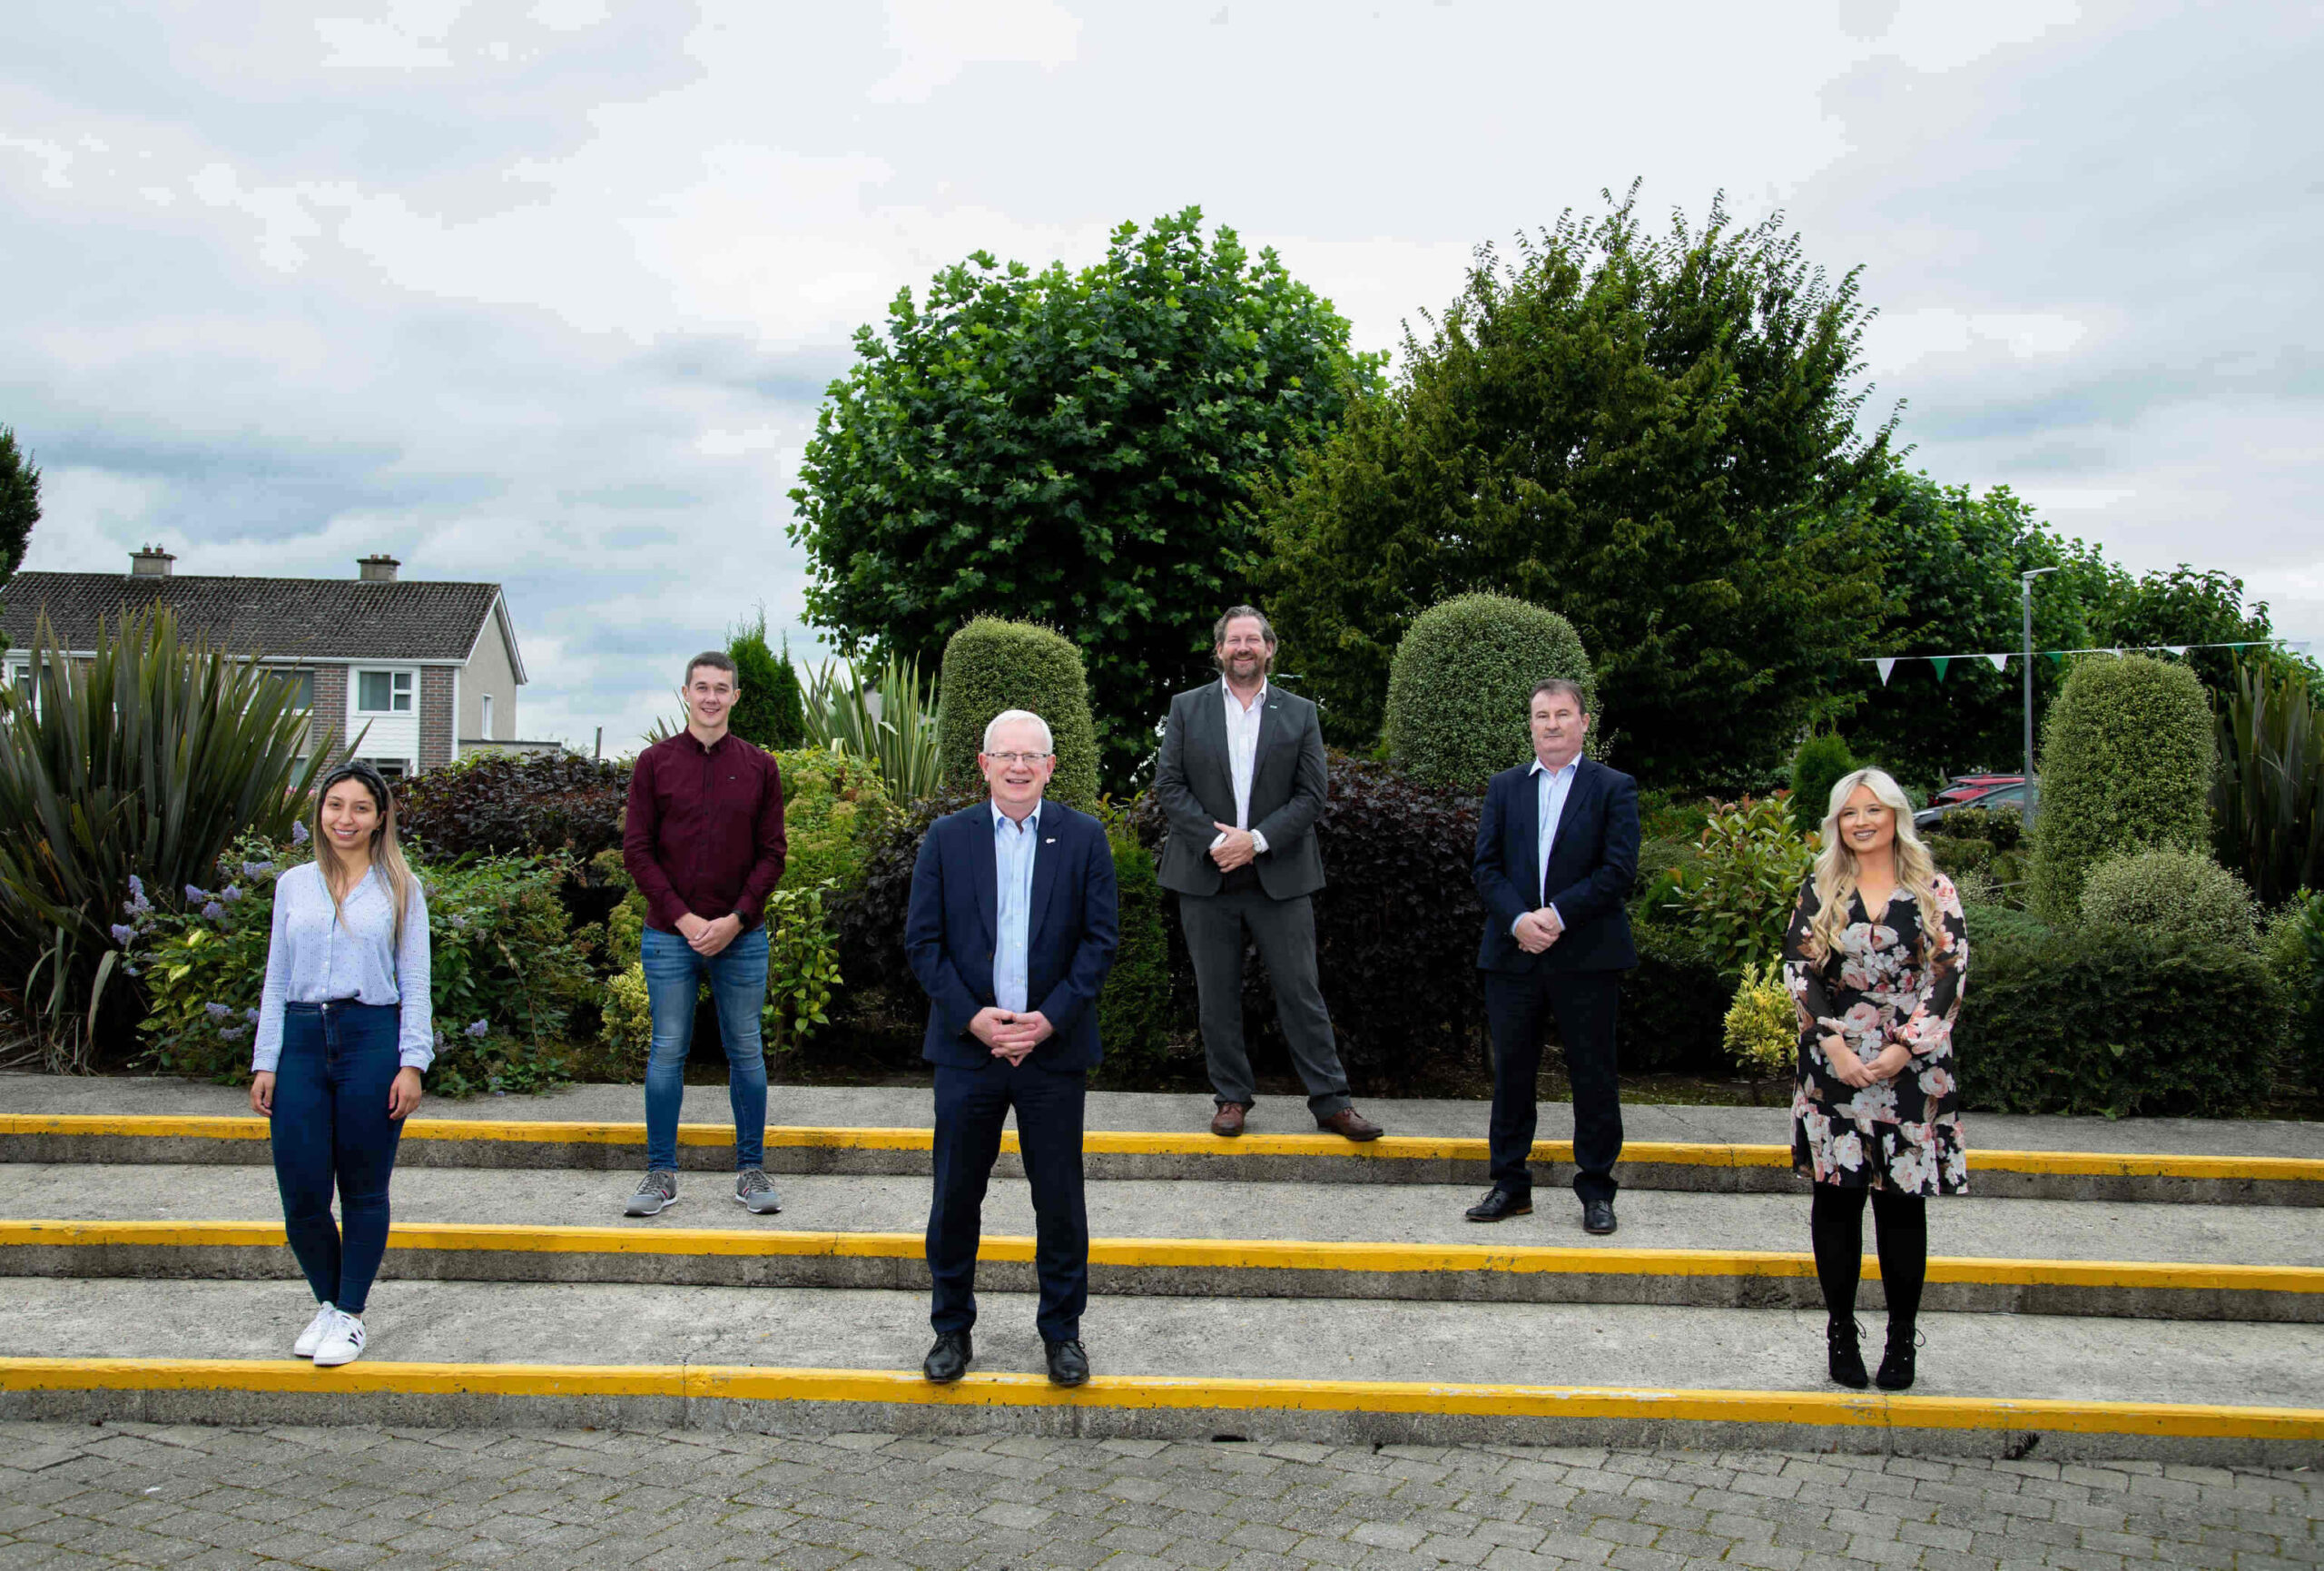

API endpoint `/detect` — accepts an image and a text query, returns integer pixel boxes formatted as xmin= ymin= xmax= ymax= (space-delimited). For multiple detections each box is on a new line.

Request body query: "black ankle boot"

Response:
xmin=1826 ymin=1317 xmax=1868 ymax=1388
xmin=1876 ymin=1322 xmax=1920 ymax=1390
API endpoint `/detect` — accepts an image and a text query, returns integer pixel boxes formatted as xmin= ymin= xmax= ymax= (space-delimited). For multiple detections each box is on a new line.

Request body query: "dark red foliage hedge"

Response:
xmin=395 ymin=753 xmax=631 ymax=863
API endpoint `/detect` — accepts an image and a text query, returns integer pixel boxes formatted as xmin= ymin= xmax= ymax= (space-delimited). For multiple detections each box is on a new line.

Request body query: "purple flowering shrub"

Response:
xmin=128 ymin=835 xmax=296 ymax=1079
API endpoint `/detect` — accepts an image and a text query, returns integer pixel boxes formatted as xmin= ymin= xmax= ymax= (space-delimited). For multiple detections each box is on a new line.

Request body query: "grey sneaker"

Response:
xmin=734 ymin=1168 xmax=783 ymax=1215
xmin=624 ymin=1169 xmax=678 ymax=1217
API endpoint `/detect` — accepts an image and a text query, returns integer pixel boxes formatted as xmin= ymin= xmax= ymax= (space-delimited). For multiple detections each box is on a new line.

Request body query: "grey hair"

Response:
xmin=981 ymin=708 xmax=1054 ymax=755
xmin=1529 ymin=677 xmax=1588 ymax=713
xmin=1213 ymin=605 xmax=1277 ymax=647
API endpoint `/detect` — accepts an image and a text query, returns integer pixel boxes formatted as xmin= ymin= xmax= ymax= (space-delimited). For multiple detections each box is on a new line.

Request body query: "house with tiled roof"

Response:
xmin=3 ymin=547 xmax=547 ymax=777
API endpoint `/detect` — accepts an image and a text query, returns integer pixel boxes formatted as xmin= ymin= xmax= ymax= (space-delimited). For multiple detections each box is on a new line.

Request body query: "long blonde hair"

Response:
xmin=1808 ymin=766 xmax=1944 ymax=959
xmin=310 ymin=765 xmax=419 ymax=951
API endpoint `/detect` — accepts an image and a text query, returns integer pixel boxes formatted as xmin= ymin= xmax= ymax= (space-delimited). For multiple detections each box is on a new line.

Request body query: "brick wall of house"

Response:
xmin=419 ymin=667 xmax=456 ymax=771
xmin=308 ymin=667 xmax=349 ymax=764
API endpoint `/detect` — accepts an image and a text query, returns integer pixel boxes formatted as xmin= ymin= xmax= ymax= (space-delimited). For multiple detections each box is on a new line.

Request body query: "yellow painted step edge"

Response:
xmin=3 ymin=1114 xmax=2318 ymax=1182
xmin=4 ymin=1219 xmax=2316 ymax=1294
xmin=0 ymin=1356 xmax=2318 ymax=1440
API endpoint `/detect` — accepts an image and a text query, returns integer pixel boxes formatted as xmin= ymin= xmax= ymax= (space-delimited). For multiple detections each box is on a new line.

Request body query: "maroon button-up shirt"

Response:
xmin=622 ymin=730 xmax=787 ymax=934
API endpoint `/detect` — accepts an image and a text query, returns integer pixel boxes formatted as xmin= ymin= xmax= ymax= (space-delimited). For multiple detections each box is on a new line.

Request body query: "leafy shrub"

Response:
xmin=1923 ymin=835 xmax=1993 ymax=879
xmin=1787 ymin=733 xmax=1856 ymax=836
xmin=2214 ymin=660 xmax=2323 ymax=904
xmin=1722 ymin=961 xmax=1795 ymax=1080
xmin=831 ymin=786 xmax=985 ymax=1011
xmin=938 ymin=618 xmax=1101 ymax=810
xmin=771 ymin=746 xmax=893 ymax=895
xmin=1382 ymin=592 xmax=1596 ymax=791
xmin=0 ymin=610 xmax=321 ymax=1067
xmin=131 ymin=835 xmax=596 ymax=1095
xmin=2263 ymin=891 xmax=2324 ymax=1093
xmin=1094 ymin=801 xmax=1179 ymax=1081
xmin=1638 ymin=791 xmax=1715 ymax=843
xmin=396 ymin=751 xmax=629 ymax=863
xmin=1955 ymin=926 xmax=2282 ymax=1116
xmin=1635 ymin=836 xmax=1702 ymax=884
xmin=1942 ymin=805 xmax=2023 ymax=851
xmin=1618 ymin=922 xmax=1728 ymax=1074
xmin=1962 ymin=902 xmax=2053 ymax=953
xmin=1674 ymin=795 xmax=1817 ymax=980
xmin=763 ymin=881 xmax=842 ymax=1050
xmin=2029 ymin=655 xmax=2214 ymax=924
xmin=726 ymin=611 xmax=806 ymax=750
xmin=2079 ymin=849 xmax=2259 ymax=952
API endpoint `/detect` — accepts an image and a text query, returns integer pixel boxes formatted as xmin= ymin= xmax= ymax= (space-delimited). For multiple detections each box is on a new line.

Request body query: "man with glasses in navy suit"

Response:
xmin=1468 ymin=678 xmax=1640 ymax=1235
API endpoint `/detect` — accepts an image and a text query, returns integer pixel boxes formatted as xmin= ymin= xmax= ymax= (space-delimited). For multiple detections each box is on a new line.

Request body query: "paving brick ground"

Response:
xmin=0 ymin=1420 xmax=2315 ymax=1571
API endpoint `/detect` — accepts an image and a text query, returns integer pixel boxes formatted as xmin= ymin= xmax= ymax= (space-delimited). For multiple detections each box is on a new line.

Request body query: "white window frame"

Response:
xmin=355 ymin=668 xmax=415 ymax=715
xmin=5 ymin=659 xmax=33 ymax=718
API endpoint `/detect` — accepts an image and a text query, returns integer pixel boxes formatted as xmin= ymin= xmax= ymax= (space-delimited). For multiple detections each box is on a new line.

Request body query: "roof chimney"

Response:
xmin=130 ymin=545 xmax=175 ymax=578
xmin=358 ymin=554 xmax=400 ymax=584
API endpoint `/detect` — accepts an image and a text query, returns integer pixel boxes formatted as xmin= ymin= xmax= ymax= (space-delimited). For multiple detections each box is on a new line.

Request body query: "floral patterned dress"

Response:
xmin=1782 ymin=873 xmax=1970 ymax=1197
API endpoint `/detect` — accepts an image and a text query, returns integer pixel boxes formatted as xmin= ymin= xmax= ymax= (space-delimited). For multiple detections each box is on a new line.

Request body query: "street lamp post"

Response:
xmin=2022 ymin=567 xmax=2059 ymax=826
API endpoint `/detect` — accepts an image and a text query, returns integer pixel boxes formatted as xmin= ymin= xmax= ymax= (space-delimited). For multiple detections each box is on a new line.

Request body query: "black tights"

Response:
xmin=1809 ymin=1181 xmax=1926 ymax=1329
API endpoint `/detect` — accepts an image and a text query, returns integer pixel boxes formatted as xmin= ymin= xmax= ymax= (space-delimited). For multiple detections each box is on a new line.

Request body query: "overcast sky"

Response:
xmin=6 ymin=0 xmax=2315 ymax=750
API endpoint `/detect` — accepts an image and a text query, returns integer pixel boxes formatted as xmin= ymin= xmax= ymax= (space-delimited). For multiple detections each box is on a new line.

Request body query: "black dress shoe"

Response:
xmin=922 ymin=1331 xmax=971 ymax=1384
xmin=1827 ymin=1317 xmax=1869 ymax=1389
xmin=1875 ymin=1323 xmax=1921 ymax=1390
xmin=1044 ymin=1339 xmax=1089 ymax=1387
xmin=1464 ymin=1189 xmax=1531 ymax=1222
xmin=1581 ymin=1199 xmax=1617 ymax=1235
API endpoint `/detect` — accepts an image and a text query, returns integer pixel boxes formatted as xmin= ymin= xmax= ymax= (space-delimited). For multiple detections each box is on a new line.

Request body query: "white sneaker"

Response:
xmin=311 ymin=1310 xmax=367 ymax=1367
xmin=293 ymin=1302 xmax=338 ymax=1359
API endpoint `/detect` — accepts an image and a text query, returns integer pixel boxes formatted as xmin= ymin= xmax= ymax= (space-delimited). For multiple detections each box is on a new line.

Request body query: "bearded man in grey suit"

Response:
xmin=1152 ymin=606 xmax=1384 ymax=1141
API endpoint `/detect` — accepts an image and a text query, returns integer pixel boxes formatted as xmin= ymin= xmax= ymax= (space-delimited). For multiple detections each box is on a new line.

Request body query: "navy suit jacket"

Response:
xmin=905 ymin=799 xmax=1120 ymax=1072
xmin=1472 ymin=757 xmax=1641 ymax=974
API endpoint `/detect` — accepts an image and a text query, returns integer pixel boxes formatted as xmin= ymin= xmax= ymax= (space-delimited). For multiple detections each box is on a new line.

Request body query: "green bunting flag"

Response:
xmin=1929 ymin=657 xmax=1951 ymax=681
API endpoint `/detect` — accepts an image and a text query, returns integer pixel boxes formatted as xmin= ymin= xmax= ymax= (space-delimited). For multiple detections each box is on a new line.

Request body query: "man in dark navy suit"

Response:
xmin=905 ymin=709 xmax=1118 ymax=1387
xmin=1470 ymin=678 xmax=1640 ymax=1234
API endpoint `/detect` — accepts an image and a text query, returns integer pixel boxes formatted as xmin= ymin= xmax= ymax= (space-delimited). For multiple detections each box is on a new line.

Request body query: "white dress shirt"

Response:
xmin=991 ymin=801 xmax=1042 ymax=1013
xmin=1210 ymin=677 xmax=1272 ymax=857
xmin=1512 ymin=755 xmax=1581 ymax=937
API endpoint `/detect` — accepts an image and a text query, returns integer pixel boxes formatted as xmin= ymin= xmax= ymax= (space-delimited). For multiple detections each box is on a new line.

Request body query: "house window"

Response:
xmin=480 ymin=694 xmax=494 ymax=738
xmin=356 ymin=757 xmax=409 ymax=781
xmin=275 ymin=669 xmax=315 ymax=710
xmin=5 ymin=662 xmax=32 ymax=718
xmin=356 ymin=670 xmax=414 ymax=713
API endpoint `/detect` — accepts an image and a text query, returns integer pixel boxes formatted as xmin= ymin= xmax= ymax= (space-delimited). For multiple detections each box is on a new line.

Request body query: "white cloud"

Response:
xmin=870 ymin=0 xmax=1081 ymax=104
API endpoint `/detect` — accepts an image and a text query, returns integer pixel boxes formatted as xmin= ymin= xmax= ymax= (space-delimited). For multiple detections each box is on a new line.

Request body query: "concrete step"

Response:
xmin=8 ymin=1113 xmax=2319 ymax=1202
xmin=2 ymin=1277 xmax=2319 ymax=1462
xmin=4 ymin=1166 xmax=2319 ymax=1318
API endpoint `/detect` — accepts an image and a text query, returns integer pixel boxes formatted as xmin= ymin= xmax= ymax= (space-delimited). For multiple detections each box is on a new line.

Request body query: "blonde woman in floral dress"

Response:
xmin=1782 ymin=766 xmax=1968 ymax=1391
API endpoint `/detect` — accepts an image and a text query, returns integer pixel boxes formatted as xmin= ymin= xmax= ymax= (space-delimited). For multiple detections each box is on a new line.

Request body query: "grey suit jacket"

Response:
xmin=1152 ymin=679 xmax=1329 ymax=900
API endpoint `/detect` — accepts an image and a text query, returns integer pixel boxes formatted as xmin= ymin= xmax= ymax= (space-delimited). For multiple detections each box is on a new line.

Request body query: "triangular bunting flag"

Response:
xmin=1876 ymin=657 xmax=1896 ymax=687
xmin=2168 ymin=646 xmax=2187 ymax=657
xmin=1985 ymin=653 xmax=2008 ymax=671
xmin=2046 ymin=651 xmax=2065 ymax=664
xmin=1929 ymin=657 xmax=1951 ymax=681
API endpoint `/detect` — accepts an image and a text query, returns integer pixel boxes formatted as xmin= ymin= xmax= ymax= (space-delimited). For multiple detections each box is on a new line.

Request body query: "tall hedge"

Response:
xmin=1382 ymin=593 xmax=1595 ymax=792
xmin=727 ymin=613 xmax=804 ymax=750
xmin=2028 ymin=655 xmax=2214 ymax=924
xmin=937 ymin=618 xmax=1100 ymax=810
xmin=1787 ymin=732 xmax=1856 ymax=835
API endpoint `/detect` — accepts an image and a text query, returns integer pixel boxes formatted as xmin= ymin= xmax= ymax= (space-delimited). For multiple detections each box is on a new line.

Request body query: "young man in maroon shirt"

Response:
xmin=619 ymin=650 xmax=788 ymax=1217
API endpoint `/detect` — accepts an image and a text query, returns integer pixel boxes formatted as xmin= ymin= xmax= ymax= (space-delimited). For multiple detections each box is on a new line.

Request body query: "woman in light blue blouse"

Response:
xmin=249 ymin=761 xmax=431 ymax=1368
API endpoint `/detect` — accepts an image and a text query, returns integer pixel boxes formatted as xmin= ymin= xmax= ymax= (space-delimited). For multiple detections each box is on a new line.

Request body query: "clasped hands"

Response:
xmin=675 ymin=912 xmax=743 ymax=957
xmin=970 ymin=1006 xmax=1055 ymax=1065
xmin=1822 ymin=1035 xmax=1912 ymax=1089
xmin=1208 ymin=823 xmax=1258 ymax=872
xmin=1512 ymin=906 xmax=1564 ymax=954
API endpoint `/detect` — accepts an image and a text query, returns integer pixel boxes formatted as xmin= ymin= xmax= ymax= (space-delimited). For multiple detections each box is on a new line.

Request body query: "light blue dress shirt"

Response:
xmin=991 ymin=801 xmax=1043 ymax=1014
xmin=1511 ymin=756 xmax=1580 ymax=936
xmin=252 ymin=861 xmax=435 ymax=1072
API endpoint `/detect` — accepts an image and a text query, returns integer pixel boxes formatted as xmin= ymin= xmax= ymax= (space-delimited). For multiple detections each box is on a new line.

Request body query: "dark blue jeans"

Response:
xmin=927 ymin=1060 xmax=1088 ymax=1343
xmin=641 ymin=924 xmax=769 ymax=1171
xmin=269 ymin=1001 xmax=406 ymax=1315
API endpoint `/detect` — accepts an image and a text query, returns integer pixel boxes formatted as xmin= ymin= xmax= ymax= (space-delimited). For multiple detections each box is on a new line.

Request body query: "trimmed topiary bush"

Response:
xmin=937 ymin=618 xmax=1101 ymax=810
xmin=2079 ymin=848 xmax=2259 ymax=952
xmin=2028 ymin=654 xmax=2213 ymax=925
xmin=1787 ymin=733 xmax=1856 ymax=836
xmin=1382 ymin=593 xmax=1595 ymax=792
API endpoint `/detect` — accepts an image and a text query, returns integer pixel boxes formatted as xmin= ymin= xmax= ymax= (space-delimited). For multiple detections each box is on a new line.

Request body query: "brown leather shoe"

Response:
xmin=1209 ymin=1102 xmax=1248 ymax=1138
xmin=1316 ymin=1108 xmax=1383 ymax=1141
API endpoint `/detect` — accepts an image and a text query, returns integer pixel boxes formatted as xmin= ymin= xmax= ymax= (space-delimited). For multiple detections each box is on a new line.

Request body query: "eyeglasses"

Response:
xmin=985 ymin=752 xmax=1053 ymax=766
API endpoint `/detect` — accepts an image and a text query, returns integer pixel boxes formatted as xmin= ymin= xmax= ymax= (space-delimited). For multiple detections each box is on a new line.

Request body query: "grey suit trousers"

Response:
xmin=1178 ymin=885 xmax=1352 ymax=1118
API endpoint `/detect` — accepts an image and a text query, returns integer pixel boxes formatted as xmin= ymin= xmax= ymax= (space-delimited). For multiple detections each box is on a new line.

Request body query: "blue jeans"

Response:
xmin=641 ymin=924 xmax=769 ymax=1171
xmin=269 ymin=1001 xmax=406 ymax=1315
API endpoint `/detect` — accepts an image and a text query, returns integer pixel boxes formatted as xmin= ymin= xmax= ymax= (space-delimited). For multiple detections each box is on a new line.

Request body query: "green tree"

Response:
xmin=1382 ymin=593 xmax=1595 ymax=793
xmin=0 ymin=427 xmax=38 ymax=657
xmin=1256 ymin=189 xmax=1894 ymax=788
xmin=788 ymin=208 xmax=1384 ymax=792
xmin=725 ymin=610 xmax=804 ymax=749
xmin=2028 ymin=655 xmax=2214 ymax=925
xmin=2086 ymin=565 xmax=2280 ymax=697
xmin=937 ymin=618 xmax=1102 ymax=811
xmin=1787 ymin=732 xmax=1857 ymax=836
